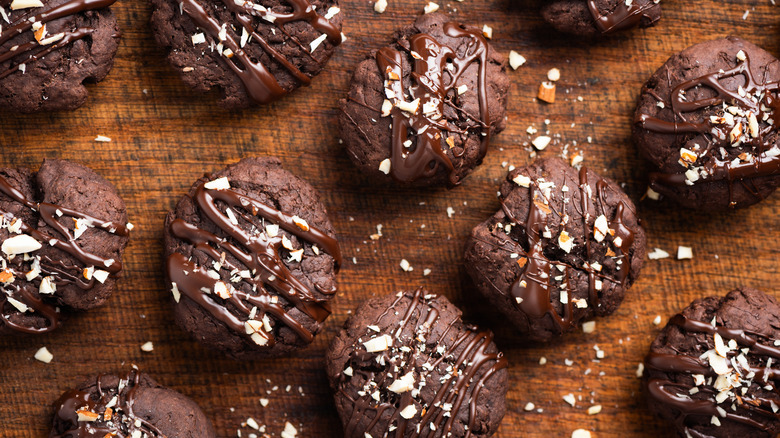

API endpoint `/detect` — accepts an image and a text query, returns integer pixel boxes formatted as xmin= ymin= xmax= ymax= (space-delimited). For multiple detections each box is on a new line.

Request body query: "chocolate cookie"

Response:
xmin=326 ymin=288 xmax=509 ymax=438
xmin=339 ymin=12 xmax=509 ymax=187
xmin=643 ymin=288 xmax=780 ymax=438
xmin=164 ymin=157 xmax=341 ymax=359
xmin=0 ymin=159 xmax=130 ymax=335
xmin=464 ymin=158 xmax=646 ymax=342
xmin=541 ymin=0 xmax=661 ymax=37
xmin=0 ymin=0 xmax=120 ymax=113
xmin=634 ymin=37 xmax=780 ymax=210
xmin=50 ymin=370 xmax=215 ymax=437
xmin=149 ymin=0 xmax=343 ymax=109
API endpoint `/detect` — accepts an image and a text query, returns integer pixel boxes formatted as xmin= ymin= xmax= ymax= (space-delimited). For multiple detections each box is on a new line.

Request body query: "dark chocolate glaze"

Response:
xmin=335 ymin=288 xmax=508 ymax=438
xmin=587 ymin=0 xmax=658 ymax=34
xmin=375 ymin=22 xmax=490 ymax=185
xmin=507 ymin=167 xmax=635 ymax=331
xmin=51 ymin=370 xmax=165 ymax=438
xmin=0 ymin=0 xmax=118 ymax=79
xmin=166 ymin=181 xmax=341 ymax=347
xmin=645 ymin=314 xmax=780 ymax=436
xmin=178 ymin=0 xmax=341 ymax=104
xmin=635 ymin=53 xmax=780 ymax=199
xmin=0 ymin=174 xmax=129 ymax=334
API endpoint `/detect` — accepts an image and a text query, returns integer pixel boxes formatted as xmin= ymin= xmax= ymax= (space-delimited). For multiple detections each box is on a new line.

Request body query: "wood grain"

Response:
xmin=1 ymin=0 xmax=780 ymax=436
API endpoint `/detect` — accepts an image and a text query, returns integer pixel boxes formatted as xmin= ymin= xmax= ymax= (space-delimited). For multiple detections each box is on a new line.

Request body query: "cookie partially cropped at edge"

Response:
xmin=634 ymin=37 xmax=780 ymax=210
xmin=326 ymin=288 xmax=508 ymax=438
xmin=0 ymin=159 xmax=130 ymax=335
xmin=149 ymin=0 xmax=343 ymax=109
xmin=164 ymin=157 xmax=342 ymax=359
xmin=0 ymin=0 xmax=120 ymax=113
xmin=643 ymin=288 xmax=780 ymax=438
xmin=541 ymin=0 xmax=661 ymax=37
xmin=464 ymin=157 xmax=646 ymax=342
xmin=50 ymin=370 xmax=215 ymax=437
xmin=339 ymin=12 xmax=510 ymax=187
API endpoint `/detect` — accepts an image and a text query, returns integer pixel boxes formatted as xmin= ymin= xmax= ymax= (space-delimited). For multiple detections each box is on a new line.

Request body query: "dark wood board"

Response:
xmin=1 ymin=0 xmax=780 ymax=436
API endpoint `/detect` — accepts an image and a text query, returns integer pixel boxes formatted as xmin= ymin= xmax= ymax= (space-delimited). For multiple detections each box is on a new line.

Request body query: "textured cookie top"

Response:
xmin=644 ymin=288 xmax=780 ymax=438
xmin=150 ymin=0 xmax=343 ymax=108
xmin=0 ymin=0 xmax=120 ymax=112
xmin=465 ymin=157 xmax=645 ymax=341
xmin=541 ymin=0 xmax=661 ymax=37
xmin=0 ymin=159 xmax=130 ymax=335
xmin=633 ymin=37 xmax=780 ymax=210
xmin=326 ymin=288 xmax=508 ymax=438
xmin=340 ymin=12 xmax=509 ymax=187
xmin=164 ymin=157 xmax=341 ymax=359
xmin=50 ymin=370 xmax=215 ymax=437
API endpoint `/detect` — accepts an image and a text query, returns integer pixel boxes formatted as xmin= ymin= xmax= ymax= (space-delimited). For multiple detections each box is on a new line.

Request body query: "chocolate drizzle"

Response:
xmin=178 ymin=0 xmax=341 ymax=104
xmin=645 ymin=313 xmax=780 ymax=435
xmin=636 ymin=52 xmax=780 ymax=203
xmin=505 ymin=166 xmax=635 ymax=332
xmin=0 ymin=0 xmax=118 ymax=80
xmin=374 ymin=21 xmax=491 ymax=185
xmin=0 ymin=173 xmax=129 ymax=334
xmin=166 ymin=180 xmax=341 ymax=348
xmin=587 ymin=0 xmax=658 ymax=34
xmin=336 ymin=289 xmax=507 ymax=438
xmin=51 ymin=370 xmax=165 ymax=438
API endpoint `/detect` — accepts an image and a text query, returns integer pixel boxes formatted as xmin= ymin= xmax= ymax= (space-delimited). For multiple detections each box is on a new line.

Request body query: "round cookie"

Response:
xmin=643 ymin=288 xmax=780 ymax=438
xmin=149 ymin=0 xmax=343 ymax=109
xmin=50 ymin=370 xmax=215 ymax=437
xmin=464 ymin=157 xmax=646 ymax=342
xmin=164 ymin=157 xmax=342 ymax=359
xmin=326 ymin=288 xmax=509 ymax=438
xmin=541 ymin=0 xmax=661 ymax=37
xmin=339 ymin=12 xmax=510 ymax=187
xmin=0 ymin=159 xmax=130 ymax=335
xmin=633 ymin=37 xmax=780 ymax=210
xmin=0 ymin=0 xmax=120 ymax=113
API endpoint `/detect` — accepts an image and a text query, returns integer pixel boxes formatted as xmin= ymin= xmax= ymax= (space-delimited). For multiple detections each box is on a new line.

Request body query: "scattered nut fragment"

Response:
xmin=677 ymin=246 xmax=693 ymax=260
xmin=423 ymin=1 xmax=438 ymax=13
xmin=374 ymin=0 xmax=386 ymax=13
xmin=204 ymin=177 xmax=230 ymax=190
xmin=572 ymin=430 xmax=592 ymax=438
xmin=399 ymin=404 xmax=417 ymax=419
xmin=76 ymin=410 xmax=99 ymax=422
xmin=558 ymin=230 xmax=573 ymax=253
xmin=140 ymin=342 xmax=154 ymax=352
xmin=547 ymin=68 xmax=561 ymax=82
xmin=400 ymin=259 xmax=412 ymax=272
xmin=378 ymin=159 xmax=392 ymax=175
xmin=482 ymin=24 xmax=492 ymax=39
xmin=2 ymin=234 xmax=41 ymax=256
xmin=636 ymin=362 xmax=645 ymax=378
xmin=645 ymin=187 xmax=661 ymax=201
xmin=647 ymin=248 xmax=670 ymax=260
xmin=587 ymin=405 xmax=602 ymax=415
xmin=10 ymin=0 xmax=44 ymax=10
xmin=508 ymin=51 xmax=526 ymax=70
xmin=582 ymin=321 xmax=596 ymax=334
xmin=538 ymin=81 xmax=556 ymax=103
xmin=363 ymin=334 xmax=393 ymax=352
xmin=653 ymin=315 xmax=662 ymax=326
xmin=280 ymin=422 xmax=298 ymax=438
xmin=524 ymin=402 xmax=535 ymax=411
xmin=562 ymin=393 xmax=576 ymax=407
xmin=34 ymin=346 xmax=53 ymax=363
xmin=532 ymin=135 xmax=551 ymax=150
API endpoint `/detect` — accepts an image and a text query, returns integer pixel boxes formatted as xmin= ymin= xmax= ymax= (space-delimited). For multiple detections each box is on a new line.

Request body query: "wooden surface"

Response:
xmin=1 ymin=0 xmax=780 ymax=436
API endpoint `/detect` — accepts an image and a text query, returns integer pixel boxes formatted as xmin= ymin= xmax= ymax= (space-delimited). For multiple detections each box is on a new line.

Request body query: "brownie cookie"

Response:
xmin=50 ymin=370 xmax=215 ymax=437
xmin=643 ymin=288 xmax=780 ymax=438
xmin=0 ymin=0 xmax=120 ymax=113
xmin=464 ymin=158 xmax=646 ymax=342
xmin=541 ymin=0 xmax=661 ymax=37
xmin=0 ymin=159 xmax=130 ymax=335
xmin=149 ymin=0 xmax=343 ymax=109
xmin=326 ymin=288 xmax=508 ymax=438
xmin=164 ymin=157 xmax=341 ymax=359
xmin=634 ymin=37 xmax=780 ymax=210
xmin=339 ymin=13 xmax=509 ymax=187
